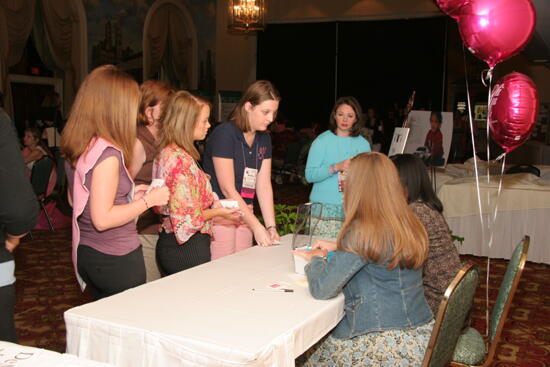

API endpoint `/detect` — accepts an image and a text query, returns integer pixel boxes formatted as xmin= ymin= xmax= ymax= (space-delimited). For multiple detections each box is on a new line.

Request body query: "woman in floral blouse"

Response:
xmin=153 ymin=91 xmax=240 ymax=275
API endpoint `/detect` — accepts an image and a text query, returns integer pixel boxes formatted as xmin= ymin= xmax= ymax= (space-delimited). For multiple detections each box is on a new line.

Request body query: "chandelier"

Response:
xmin=228 ymin=0 xmax=266 ymax=33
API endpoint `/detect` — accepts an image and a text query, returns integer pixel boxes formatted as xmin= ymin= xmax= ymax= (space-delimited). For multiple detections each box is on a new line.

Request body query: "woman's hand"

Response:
xmin=144 ymin=186 xmax=169 ymax=207
xmin=216 ymin=208 xmax=241 ymax=221
xmin=335 ymin=159 xmax=351 ymax=173
xmin=293 ymin=248 xmax=327 ymax=262
xmin=5 ymin=233 xmax=26 ymax=253
xmin=253 ymin=225 xmax=273 ymax=247
xmin=267 ymin=226 xmax=280 ymax=242
xmin=133 ymin=184 xmax=150 ymax=201
xmin=312 ymin=239 xmax=337 ymax=252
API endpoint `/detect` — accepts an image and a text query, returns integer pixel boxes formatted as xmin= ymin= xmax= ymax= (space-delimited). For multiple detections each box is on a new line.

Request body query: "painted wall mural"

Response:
xmin=84 ymin=0 xmax=216 ymax=90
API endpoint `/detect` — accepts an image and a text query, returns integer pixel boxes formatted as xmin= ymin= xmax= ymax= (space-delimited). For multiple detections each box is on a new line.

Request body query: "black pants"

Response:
xmin=0 ymin=283 xmax=17 ymax=343
xmin=77 ymin=245 xmax=146 ymax=300
xmin=156 ymin=231 xmax=211 ymax=276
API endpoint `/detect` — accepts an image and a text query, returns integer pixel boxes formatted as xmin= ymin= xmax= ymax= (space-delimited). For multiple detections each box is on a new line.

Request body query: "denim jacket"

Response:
xmin=305 ymin=250 xmax=433 ymax=339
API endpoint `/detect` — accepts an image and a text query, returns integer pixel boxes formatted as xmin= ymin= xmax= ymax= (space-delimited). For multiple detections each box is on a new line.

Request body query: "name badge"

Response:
xmin=338 ymin=171 xmax=346 ymax=192
xmin=241 ymin=167 xmax=258 ymax=199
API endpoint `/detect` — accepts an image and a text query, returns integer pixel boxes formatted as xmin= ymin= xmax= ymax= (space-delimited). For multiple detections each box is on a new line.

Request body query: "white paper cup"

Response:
xmin=219 ymin=200 xmax=239 ymax=209
xmin=293 ymin=246 xmax=310 ymax=275
xmin=147 ymin=179 xmax=165 ymax=193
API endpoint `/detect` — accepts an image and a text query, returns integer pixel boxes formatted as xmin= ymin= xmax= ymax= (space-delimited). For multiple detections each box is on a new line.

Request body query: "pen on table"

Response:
xmin=251 ymin=288 xmax=294 ymax=293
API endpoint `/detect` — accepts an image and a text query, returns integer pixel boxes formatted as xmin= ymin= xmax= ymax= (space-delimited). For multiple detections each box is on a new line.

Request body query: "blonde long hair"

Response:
xmin=337 ymin=152 xmax=428 ymax=269
xmin=158 ymin=90 xmax=209 ymax=160
xmin=61 ymin=65 xmax=140 ymax=168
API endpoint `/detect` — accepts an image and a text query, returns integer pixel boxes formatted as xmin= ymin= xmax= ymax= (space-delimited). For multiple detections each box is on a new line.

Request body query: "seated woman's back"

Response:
xmin=307 ymin=249 xmax=432 ymax=339
xmin=392 ymin=154 xmax=462 ymax=315
xmin=296 ymin=152 xmax=434 ymax=367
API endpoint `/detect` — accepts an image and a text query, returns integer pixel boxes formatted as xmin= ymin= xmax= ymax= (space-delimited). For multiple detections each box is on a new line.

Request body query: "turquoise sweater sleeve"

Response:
xmin=305 ymin=134 xmax=331 ymax=183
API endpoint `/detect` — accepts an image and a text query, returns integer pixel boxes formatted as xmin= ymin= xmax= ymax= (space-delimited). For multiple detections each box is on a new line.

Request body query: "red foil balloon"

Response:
xmin=434 ymin=0 xmax=468 ymax=18
xmin=457 ymin=0 xmax=536 ymax=68
xmin=489 ymin=72 xmax=539 ymax=153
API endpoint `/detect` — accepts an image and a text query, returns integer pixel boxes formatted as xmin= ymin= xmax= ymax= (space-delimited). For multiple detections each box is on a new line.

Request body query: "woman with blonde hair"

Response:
xmin=130 ymin=80 xmax=174 ymax=282
xmin=295 ymin=152 xmax=433 ymax=366
xmin=62 ymin=65 xmax=169 ymax=300
xmin=203 ymin=80 xmax=280 ymax=259
xmin=153 ymin=91 xmax=240 ymax=275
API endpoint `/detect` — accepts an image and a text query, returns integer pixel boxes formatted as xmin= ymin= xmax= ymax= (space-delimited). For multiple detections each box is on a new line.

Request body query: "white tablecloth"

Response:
xmin=64 ymin=236 xmax=344 ymax=367
xmin=0 ymin=341 xmax=114 ymax=367
xmin=436 ymin=163 xmax=550 ymax=264
xmin=446 ymin=208 xmax=550 ymax=264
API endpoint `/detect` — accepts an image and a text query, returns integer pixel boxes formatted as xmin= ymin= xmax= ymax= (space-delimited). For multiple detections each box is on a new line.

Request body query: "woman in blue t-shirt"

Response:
xmin=305 ymin=96 xmax=371 ymax=238
xmin=203 ymin=81 xmax=280 ymax=259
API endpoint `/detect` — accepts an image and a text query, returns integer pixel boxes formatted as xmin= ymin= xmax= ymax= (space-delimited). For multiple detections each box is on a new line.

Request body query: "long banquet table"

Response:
xmin=64 ymin=235 xmax=344 ymax=367
xmin=436 ymin=162 xmax=550 ymax=264
xmin=0 ymin=341 xmax=114 ymax=367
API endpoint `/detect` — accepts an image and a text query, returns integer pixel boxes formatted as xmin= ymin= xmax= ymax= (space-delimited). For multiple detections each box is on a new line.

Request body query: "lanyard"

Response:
xmin=241 ymin=142 xmax=258 ymax=170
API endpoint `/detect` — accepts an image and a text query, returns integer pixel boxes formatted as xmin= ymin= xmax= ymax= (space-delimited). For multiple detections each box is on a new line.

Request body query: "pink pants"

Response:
xmin=210 ymin=215 xmax=253 ymax=260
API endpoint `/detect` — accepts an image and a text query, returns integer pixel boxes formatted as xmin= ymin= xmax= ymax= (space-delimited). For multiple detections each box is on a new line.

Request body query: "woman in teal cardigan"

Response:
xmin=305 ymin=96 xmax=370 ymax=238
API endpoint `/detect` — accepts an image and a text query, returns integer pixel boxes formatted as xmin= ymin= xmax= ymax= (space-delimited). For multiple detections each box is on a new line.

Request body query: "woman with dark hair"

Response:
xmin=305 ymin=96 xmax=370 ymax=238
xmin=391 ymin=153 xmax=462 ymax=314
xmin=203 ymin=80 xmax=280 ymax=259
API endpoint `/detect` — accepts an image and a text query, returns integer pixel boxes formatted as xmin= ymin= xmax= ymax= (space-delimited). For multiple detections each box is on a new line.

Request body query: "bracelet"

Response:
xmin=266 ymin=225 xmax=276 ymax=231
xmin=142 ymin=197 xmax=149 ymax=209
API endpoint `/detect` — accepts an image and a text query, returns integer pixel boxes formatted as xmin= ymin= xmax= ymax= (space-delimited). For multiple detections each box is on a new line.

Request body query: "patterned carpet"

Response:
xmin=10 ymin=182 xmax=550 ymax=366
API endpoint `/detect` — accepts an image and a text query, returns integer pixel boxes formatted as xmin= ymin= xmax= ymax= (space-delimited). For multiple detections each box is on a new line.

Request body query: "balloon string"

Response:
xmin=463 ymin=43 xmax=489 ymax=337
xmin=462 ymin=45 xmax=485 ymax=241
xmin=484 ymin=154 xmax=506 ymax=341
xmin=485 ymin=67 xmax=493 ymax=183
xmin=484 ymin=67 xmax=493 ymax=338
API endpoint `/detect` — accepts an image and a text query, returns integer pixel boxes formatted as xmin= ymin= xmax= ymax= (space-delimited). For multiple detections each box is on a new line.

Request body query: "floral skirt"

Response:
xmin=297 ymin=320 xmax=434 ymax=367
xmin=312 ymin=218 xmax=344 ymax=239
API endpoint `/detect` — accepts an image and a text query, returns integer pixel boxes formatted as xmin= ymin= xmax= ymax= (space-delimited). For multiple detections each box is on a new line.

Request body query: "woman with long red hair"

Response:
xmin=61 ymin=65 xmax=169 ymax=299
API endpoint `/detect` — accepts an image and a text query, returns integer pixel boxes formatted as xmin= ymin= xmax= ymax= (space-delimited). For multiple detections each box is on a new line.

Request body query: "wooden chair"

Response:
xmin=422 ymin=263 xmax=479 ymax=367
xmin=450 ymin=236 xmax=530 ymax=367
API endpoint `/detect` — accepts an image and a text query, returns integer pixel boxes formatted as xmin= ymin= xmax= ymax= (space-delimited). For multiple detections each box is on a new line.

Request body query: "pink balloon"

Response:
xmin=434 ymin=0 xmax=468 ymax=18
xmin=457 ymin=0 xmax=536 ymax=68
xmin=489 ymin=72 xmax=539 ymax=153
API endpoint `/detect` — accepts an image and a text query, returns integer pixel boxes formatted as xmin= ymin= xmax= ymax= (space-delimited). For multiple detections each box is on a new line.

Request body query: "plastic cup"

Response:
xmin=293 ymin=246 xmax=310 ymax=275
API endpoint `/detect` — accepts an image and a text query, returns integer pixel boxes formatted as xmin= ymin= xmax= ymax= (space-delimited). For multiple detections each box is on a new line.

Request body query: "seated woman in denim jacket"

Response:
xmin=294 ymin=152 xmax=434 ymax=367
